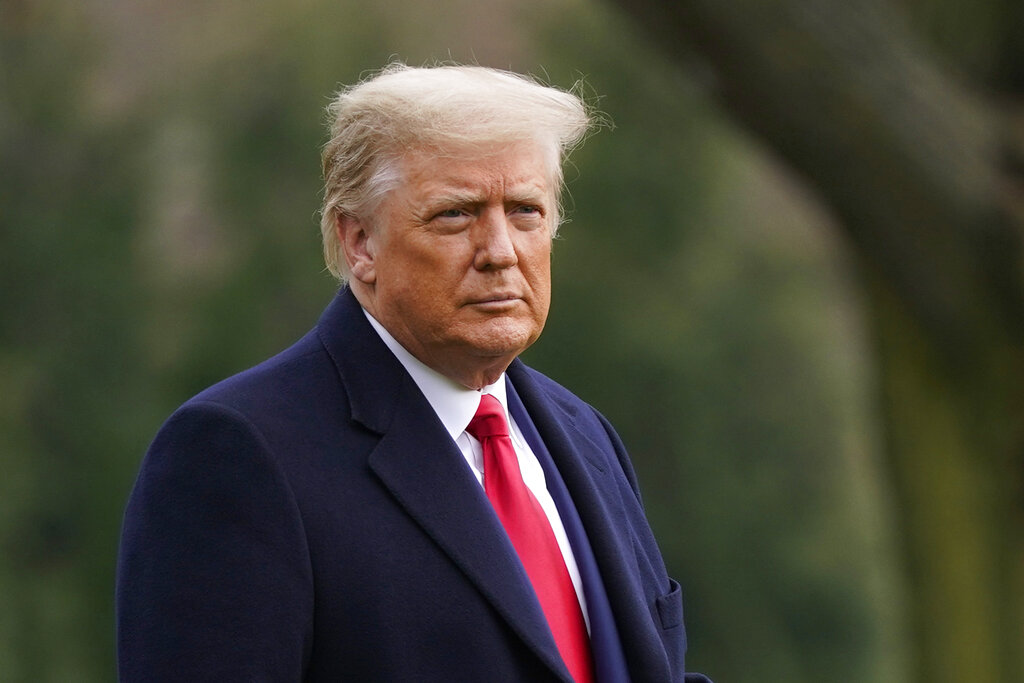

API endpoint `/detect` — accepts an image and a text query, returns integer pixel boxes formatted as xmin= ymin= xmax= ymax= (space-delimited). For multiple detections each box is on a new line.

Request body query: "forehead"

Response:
xmin=397 ymin=141 xmax=556 ymax=200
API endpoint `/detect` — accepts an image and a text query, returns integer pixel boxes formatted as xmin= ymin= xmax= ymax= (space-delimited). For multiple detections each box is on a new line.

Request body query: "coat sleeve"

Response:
xmin=116 ymin=400 xmax=313 ymax=682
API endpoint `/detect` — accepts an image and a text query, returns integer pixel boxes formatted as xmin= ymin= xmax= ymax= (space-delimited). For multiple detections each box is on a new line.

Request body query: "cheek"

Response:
xmin=535 ymin=276 xmax=551 ymax=317
xmin=534 ymin=260 xmax=551 ymax=295
xmin=524 ymin=241 xmax=552 ymax=291
xmin=401 ymin=275 xmax=457 ymax=327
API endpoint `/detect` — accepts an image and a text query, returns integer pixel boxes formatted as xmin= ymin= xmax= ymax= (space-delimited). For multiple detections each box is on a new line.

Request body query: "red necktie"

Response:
xmin=467 ymin=394 xmax=595 ymax=683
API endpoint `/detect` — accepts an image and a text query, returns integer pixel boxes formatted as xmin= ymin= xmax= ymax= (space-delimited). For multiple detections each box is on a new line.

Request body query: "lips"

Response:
xmin=469 ymin=291 xmax=519 ymax=303
xmin=466 ymin=293 xmax=522 ymax=307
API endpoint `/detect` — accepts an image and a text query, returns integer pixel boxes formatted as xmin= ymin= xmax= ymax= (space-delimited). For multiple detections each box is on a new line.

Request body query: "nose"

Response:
xmin=473 ymin=208 xmax=518 ymax=271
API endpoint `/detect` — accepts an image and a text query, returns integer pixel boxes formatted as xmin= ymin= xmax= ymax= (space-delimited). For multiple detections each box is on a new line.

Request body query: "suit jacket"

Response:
xmin=117 ymin=288 xmax=710 ymax=682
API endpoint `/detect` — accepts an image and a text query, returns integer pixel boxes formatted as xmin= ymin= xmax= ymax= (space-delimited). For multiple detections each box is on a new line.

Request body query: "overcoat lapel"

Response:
xmin=316 ymin=289 xmax=573 ymax=683
xmin=507 ymin=361 xmax=672 ymax=683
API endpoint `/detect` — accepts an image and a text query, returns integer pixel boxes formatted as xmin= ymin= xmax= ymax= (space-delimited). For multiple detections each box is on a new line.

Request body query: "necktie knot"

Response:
xmin=466 ymin=394 xmax=510 ymax=440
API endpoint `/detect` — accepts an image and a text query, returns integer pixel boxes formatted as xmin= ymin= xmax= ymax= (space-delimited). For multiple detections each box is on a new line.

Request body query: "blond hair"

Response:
xmin=319 ymin=62 xmax=596 ymax=280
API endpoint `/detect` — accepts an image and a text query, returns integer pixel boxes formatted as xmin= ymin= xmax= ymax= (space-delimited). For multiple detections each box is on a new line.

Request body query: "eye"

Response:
xmin=514 ymin=205 xmax=541 ymax=215
xmin=437 ymin=208 xmax=464 ymax=218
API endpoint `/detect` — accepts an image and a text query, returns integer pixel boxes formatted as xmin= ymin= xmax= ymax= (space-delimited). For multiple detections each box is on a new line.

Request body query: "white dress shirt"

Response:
xmin=364 ymin=310 xmax=590 ymax=627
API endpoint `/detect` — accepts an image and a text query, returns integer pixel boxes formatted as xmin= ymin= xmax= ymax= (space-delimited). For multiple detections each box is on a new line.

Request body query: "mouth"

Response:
xmin=466 ymin=293 xmax=522 ymax=310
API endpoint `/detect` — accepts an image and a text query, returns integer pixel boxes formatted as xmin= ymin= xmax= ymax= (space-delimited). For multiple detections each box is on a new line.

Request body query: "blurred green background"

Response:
xmin=4 ymin=0 xmax=1023 ymax=681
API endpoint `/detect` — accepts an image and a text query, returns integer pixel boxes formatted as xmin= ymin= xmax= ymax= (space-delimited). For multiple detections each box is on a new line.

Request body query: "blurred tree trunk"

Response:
xmin=605 ymin=0 xmax=1024 ymax=681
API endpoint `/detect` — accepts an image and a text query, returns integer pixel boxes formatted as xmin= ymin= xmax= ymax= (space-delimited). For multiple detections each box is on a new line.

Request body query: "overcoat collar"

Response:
xmin=507 ymin=362 xmax=672 ymax=683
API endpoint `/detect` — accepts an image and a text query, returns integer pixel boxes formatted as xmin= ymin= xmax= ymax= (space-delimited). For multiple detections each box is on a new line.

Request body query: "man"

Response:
xmin=117 ymin=63 xmax=711 ymax=682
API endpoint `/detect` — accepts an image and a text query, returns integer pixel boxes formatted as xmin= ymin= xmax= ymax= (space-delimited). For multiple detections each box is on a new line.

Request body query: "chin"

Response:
xmin=453 ymin=315 xmax=544 ymax=357
xmin=476 ymin=333 xmax=540 ymax=359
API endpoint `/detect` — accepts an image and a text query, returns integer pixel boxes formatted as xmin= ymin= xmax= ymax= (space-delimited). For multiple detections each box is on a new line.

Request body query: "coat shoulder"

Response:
xmin=511 ymin=360 xmax=646 ymax=503
xmin=513 ymin=363 xmax=601 ymax=421
xmin=187 ymin=330 xmax=331 ymax=414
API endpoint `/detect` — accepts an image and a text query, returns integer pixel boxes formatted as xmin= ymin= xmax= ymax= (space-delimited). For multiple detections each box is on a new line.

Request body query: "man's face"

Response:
xmin=348 ymin=141 xmax=555 ymax=388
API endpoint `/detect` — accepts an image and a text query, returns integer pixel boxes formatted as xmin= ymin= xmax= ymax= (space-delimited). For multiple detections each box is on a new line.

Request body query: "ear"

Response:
xmin=337 ymin=213 xmax=377 ymax=284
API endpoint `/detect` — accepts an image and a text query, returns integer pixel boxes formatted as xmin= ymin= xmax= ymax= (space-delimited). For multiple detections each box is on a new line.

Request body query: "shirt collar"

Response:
xmin=362 ymin=309 xmax=510 ymax=441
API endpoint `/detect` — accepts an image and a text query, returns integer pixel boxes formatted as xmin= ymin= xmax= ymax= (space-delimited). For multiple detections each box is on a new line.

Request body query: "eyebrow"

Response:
xmin=425 ymin=190 xmax=486 ymax=208
xmin=504 ymin=186 xmax=550 ymax=205
xmin=422 ymin=185 xmax=550 ymax=210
